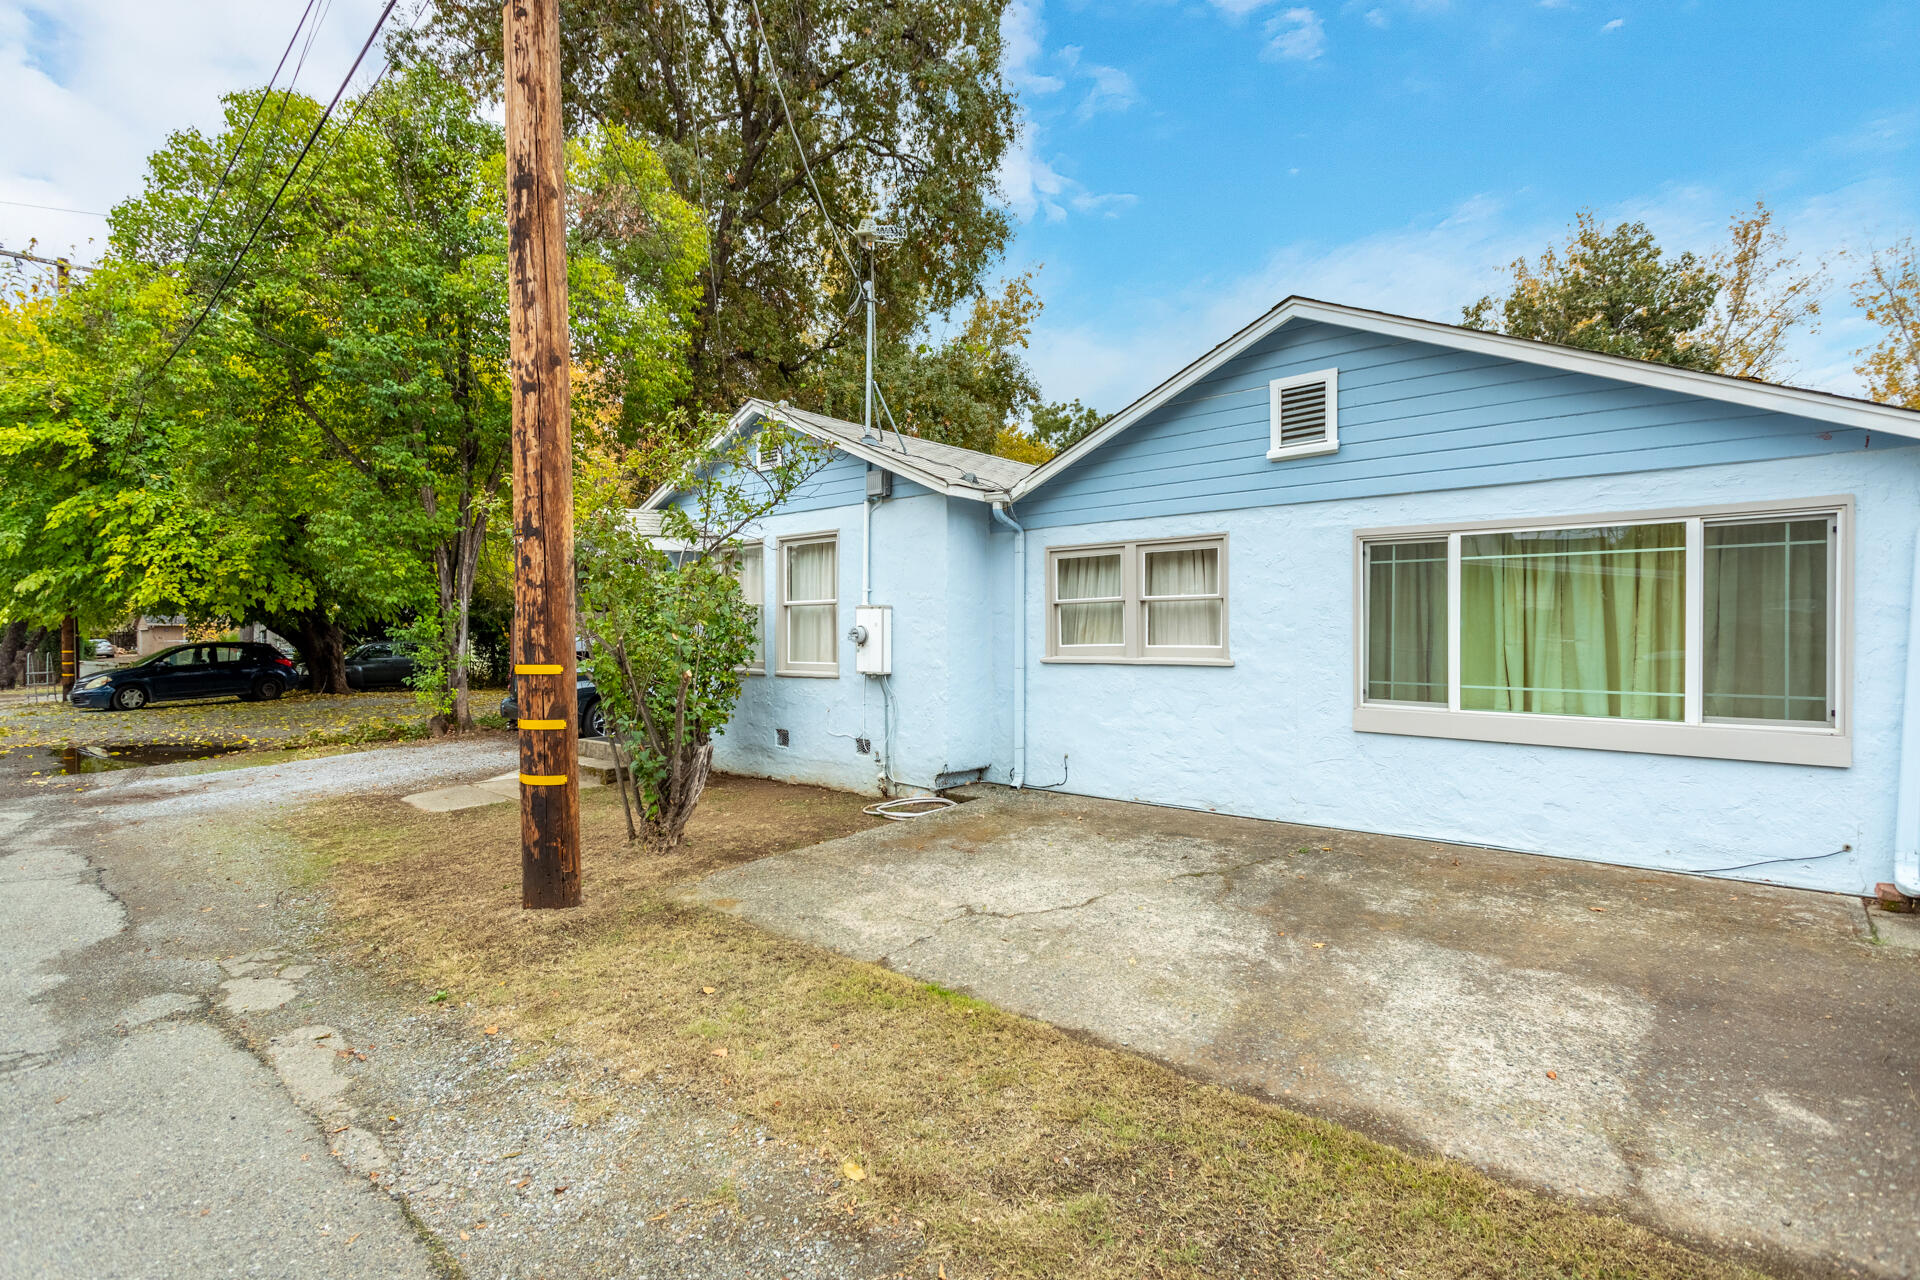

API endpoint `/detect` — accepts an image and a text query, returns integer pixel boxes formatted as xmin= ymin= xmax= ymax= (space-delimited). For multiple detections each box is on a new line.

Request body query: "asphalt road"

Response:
xmin=0 ymin=743 xmax=511 ymax=1280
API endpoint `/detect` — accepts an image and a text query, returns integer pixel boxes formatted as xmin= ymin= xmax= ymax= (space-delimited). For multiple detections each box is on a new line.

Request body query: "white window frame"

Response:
xmin=1268 ymin=367 xmax=1339 ymax=462
xmin=1045 ymin=534 xmax=1231 ymax=666
xmin=1351 ymin=496 xmax=1853 ymax=767
xmin=730 ymin=542 xmax=765 ymax=675
xmin=777 ymin=532 xmax=839 ymax=678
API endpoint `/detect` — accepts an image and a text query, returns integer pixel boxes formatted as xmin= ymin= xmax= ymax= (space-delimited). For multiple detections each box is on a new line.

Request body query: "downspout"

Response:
xmin=991 ymin=502 xmax=1026 ymax=788
xmin=1894 ymin=528 xmax=1920 ymax=896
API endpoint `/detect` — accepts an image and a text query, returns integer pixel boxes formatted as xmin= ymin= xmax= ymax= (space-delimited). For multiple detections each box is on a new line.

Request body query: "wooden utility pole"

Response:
xmin=504 ymin=0 xmax=581 ymax=909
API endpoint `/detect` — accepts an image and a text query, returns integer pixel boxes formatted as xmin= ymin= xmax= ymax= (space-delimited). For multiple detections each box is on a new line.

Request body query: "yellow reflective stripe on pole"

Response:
xmin=518 ymin=719 xmax=566 ymax=729
xmin=515 ymin=663 xmax=564 ymax=674
xmin=520 ymin=773 xmax=570 ymax=786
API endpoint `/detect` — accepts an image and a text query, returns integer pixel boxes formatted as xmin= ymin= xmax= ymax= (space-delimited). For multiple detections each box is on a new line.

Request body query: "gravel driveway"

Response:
xmin=0 ymin=741 xmax=916 ymax=1280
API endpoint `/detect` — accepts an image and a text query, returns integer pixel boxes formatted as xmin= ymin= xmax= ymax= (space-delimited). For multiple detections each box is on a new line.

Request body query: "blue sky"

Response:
xmin=4 ymin=1 xmax=1916 ymax=413
xmin=1003 ymin=0 xmax=1920 ymax=409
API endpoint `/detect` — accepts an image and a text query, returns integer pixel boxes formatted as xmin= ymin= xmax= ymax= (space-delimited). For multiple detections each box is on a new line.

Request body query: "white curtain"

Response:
xmin=736 ymin=547 xmax=764 ymax=666
xmin=1058 ymin=552 xmax=1122 ymax=646
xmin=787 ymin=540 xmax=836 ymax=665
xmin=1144 ymin=547 xmax=1221 ymax=647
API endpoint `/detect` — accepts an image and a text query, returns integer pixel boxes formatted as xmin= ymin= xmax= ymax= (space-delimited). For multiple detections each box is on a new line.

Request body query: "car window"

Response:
xmin=211 ymin=646 xmax=244 ymax=664
xmin=157 ymin=647 xmax=202 ymax=667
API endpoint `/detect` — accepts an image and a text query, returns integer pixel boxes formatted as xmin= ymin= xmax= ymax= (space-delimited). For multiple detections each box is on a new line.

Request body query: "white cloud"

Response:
xmin=1363 ymin=8 xmax=1389 ymax=28
xmin=1026 ymin=179 xmax=1914 ymax=411
xmin=1264 ymin=8 xmax=1327 ymax=61
xmin=1601 ymin=17 xmax=1624 ymax=32
xmin=1208 ymin=0 xmax=1280 ymax=17
xmin=0 ymin=0 xmax=400 ymax=263
xmin=994 ymin=1 xmax=1136 ymax=224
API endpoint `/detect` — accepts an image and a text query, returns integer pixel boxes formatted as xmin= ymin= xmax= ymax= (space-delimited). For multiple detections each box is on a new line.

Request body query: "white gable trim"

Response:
xmin=1011 ymin=296 xmax=1920 ymax=501
xmin=640 ymin=399 xmax=1016 ymax=510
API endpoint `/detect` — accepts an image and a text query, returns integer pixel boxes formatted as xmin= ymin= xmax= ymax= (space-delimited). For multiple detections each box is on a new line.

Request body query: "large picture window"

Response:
xmin=1355 ymin=499 xmax=1849 ymax=766
xmin=779 ymin=534 xmax=838 ymax=677
xmin=1046 ymin=535 xmax=1229 ymax=664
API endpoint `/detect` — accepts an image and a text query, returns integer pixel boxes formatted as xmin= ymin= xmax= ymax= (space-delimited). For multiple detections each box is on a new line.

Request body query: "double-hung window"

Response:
xmin=778 ymin=534 xmax=838 ymax=677
xmin=1354 ymin=498 xmax=1850 ymax=766
xmin=1047 ymin=535 xmax=1230 ymax=664
xmin=732 ymin=544 xmax=765 ymax=674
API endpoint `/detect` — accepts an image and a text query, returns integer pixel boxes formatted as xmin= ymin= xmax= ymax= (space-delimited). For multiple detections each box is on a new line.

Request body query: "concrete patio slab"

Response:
xmin=688 ymin=786 xmax=1920 ymax=1277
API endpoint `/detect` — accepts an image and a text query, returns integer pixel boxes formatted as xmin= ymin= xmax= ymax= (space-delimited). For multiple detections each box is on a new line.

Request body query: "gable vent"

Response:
xmin=1278 ymin=381 xmax=1328 ymax=445
xmin=1267 ymin=368 xmax=1339 ymax=460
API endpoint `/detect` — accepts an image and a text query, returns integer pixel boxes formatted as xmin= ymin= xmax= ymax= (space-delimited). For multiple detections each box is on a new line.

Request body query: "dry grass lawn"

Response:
xmin=283 ymin=776 xmax=1767 ymax=1280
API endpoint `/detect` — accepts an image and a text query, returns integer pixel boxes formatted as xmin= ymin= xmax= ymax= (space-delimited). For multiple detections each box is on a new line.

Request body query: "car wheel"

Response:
xmin=255 ymin=675 xmax=286 ymax=701
xmin=111 ymin=686 xmax=148 ymax=711
xmin=582 ymin=700 xmax=607 ymax=738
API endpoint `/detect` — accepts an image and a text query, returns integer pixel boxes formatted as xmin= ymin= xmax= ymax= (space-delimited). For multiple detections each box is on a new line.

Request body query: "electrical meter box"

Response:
xmin=854 ymin=605 xmax=892 ymax=675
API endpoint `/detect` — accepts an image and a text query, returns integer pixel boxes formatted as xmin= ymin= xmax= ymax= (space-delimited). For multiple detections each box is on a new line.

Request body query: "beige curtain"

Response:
xmin=1058 ymin=552 xmax=1122 ymax=646
xmin=1704 ymin=519 xmax=1828 ymax=722
xmin=1144 ymin=547 xmax=1221 ymax=647
xmin=736 ymin=547 xmax=764 ymax=667
xmin=787 ymin=540 xmax=836 ymax=665
xmin=1461 ymin=523 xmax=1685 ymax=720
xmin=1366 ymin=540 xmax=1446 ymax=703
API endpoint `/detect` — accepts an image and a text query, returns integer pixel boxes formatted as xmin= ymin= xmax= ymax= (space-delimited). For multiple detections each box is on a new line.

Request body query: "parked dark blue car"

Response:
xmin=68 ymin=642 xmax=298 ymax=711
xmin=499 ymin=676 xmax=607 ymax=737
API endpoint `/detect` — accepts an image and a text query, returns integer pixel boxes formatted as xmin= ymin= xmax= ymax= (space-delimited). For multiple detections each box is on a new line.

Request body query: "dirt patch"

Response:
xmin=286 ymin=776 xmax=1768 ymax=1280
xmin=0 ymin=690 xmax=435 ymax=753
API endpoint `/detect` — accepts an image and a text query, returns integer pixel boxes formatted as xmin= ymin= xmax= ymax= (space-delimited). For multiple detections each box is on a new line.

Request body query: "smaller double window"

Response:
xmin=1046 ymin=535 xmax=1229 ymax=664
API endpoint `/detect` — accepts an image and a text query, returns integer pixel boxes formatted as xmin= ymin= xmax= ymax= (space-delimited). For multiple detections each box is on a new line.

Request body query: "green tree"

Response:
xmin=429 ymin=0 xmax=1019 ymax=412
xmin=576 ymin=421 xmax=826 ymax=847
xmin=111 ymin=61 xmax=705 ymax=725
xmin=1852 ymin=239 xmax=1920 ymax=410
xmin=0 ymin=263 xmax=310 ymax=642
xmin=1464 ymin=211 xmax=1723 ymax=371
xmin=1028 ymin=397 xmax=1104 ymax=454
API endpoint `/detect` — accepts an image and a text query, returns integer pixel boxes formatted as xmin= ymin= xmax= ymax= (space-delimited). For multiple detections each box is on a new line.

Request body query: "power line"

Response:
xmin=744 ymin=0 xmax=858 ymax=281
xmin=0 ymin=248 xmax=98 ymax=272
xmin=139 ymin=0 xmax=399 ymax=394
xmin=178 ymin=0 xmax=322 ymax=266
xmin=0 ymin=199 xmax=108 ymax=218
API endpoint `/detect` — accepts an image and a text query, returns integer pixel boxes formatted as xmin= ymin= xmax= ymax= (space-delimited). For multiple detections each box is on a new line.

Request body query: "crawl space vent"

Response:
xmin=776 ymin=728 xmax=790 ymax=747
xmin=855 ymin=737 xmax=872 ymax=754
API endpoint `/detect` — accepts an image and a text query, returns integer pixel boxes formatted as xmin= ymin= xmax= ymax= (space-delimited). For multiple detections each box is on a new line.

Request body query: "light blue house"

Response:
xmin=645 ymin=297 xmax=1920 ymax=899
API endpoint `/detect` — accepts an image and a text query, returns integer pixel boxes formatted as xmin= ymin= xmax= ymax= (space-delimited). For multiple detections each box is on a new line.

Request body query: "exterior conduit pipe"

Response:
xmin=1894 ymin=528 xmax=1920 ymax=897
xmin=991 ymin=501 xmax=1027 ymax=788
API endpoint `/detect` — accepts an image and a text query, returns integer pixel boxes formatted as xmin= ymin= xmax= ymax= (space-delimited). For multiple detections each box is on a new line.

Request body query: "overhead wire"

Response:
xmin=177 ymin=0 xmax=322 ymax=266
xmin=745 ymin=0 xmax=918 ymax=451
xmin=136 ymin=0 xmax=400 ymax=397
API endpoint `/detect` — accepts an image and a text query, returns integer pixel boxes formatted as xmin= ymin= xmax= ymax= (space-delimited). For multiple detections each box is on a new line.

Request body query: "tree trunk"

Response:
xmin=273 ymin=611 xmax=350 ymax=693
xmin=0 ymin=620 xmax=26 ymax=689
xmin=644 ymin=739 xmax=714 ymax=851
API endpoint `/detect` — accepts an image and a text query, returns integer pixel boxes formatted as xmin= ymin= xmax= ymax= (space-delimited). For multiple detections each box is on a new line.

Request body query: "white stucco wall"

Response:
xmin=714 ymin=487 xmax=1001 ymax=794
xmin=995 ymin=448 xmax=1920 ymax=895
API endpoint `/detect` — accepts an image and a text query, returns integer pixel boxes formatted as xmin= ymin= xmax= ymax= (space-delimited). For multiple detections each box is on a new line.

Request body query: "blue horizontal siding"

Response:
xmin=1017 ymin=320 xmax=1895 ymax=528
xmin=668 ymin=449 xmax=933 ymax=517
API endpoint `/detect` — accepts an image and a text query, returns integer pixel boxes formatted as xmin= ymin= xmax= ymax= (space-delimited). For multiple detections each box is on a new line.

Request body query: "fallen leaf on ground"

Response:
xmin=483 ymin=1026 xmax=499 ymax=1035
xmin=711 ymin=1046 xmax=728 ymax=1057
xmin=842 ymin=1160 xmax=867 ymax=1181
xmin=701 ymin=986 xmax=715 ymax=994
xmin=553 ymin=1185 xmax=569 ymax=1195
xmin=1547 ymin=1070 xmax=1558 ymax=1080
xmin=1589 ymin=906 xmax=1607 ymax=913
xmin=1312 ymin=942 xmax=1327 ymax=949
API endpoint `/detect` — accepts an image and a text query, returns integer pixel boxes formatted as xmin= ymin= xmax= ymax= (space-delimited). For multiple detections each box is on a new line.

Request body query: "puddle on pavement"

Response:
xmin=52 ymin=743 xmax=247 ymax=774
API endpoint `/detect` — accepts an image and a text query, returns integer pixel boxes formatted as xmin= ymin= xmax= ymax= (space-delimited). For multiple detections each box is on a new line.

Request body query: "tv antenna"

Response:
xmin=853 ymin=216 xmax=906 ymax=446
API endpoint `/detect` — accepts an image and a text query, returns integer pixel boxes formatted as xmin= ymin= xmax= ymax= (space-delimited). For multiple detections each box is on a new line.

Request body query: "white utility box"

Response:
xmin=853 ymin=605 xmax=892 ymax=675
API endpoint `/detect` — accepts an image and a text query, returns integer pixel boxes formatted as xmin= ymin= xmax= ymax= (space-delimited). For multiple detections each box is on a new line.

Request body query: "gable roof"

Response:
xmin=641 ymin=398 xmax=1037 ymax=510
xmin=1011 ymin=295 xmax=1920 ymax=501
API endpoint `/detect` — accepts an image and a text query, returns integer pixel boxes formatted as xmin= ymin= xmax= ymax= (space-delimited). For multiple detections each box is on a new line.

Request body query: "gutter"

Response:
xmin=1894 ymin=528 xmax=1920 ymax=896
xmin=991 ymin=502 xmax=1027 ymax=788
